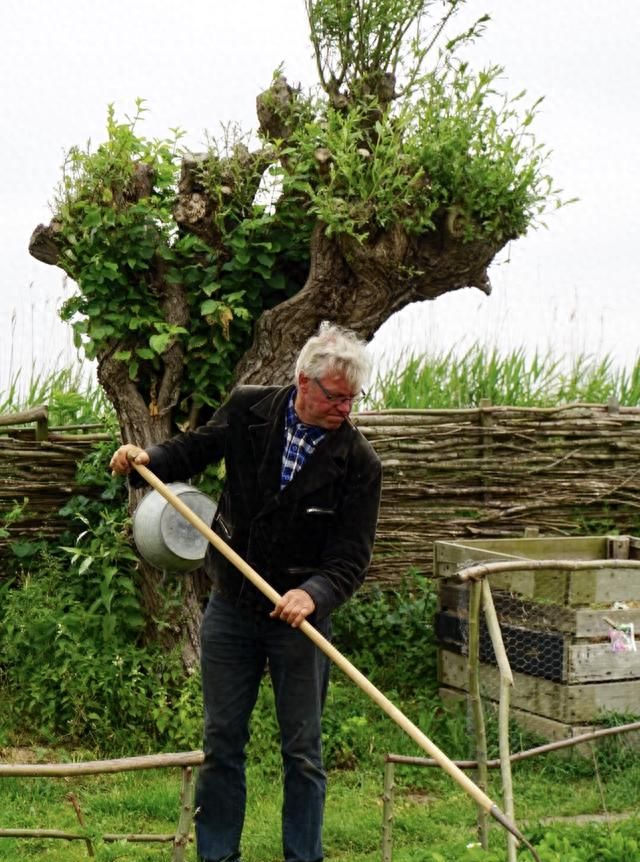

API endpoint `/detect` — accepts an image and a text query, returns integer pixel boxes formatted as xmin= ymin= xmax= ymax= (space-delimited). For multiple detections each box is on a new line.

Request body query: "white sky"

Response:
xmin=1 ymin=0 xmax=639 ymax=395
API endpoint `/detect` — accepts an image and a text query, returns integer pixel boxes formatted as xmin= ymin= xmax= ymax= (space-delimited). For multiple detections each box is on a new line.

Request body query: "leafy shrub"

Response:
xmin=531 ymin=820 xmax=640 ymax=862
xmin=0 ymin=501 xmax=204 ymax=752
xmin=332 ymin=569 xmax=438 ymax=695
xmin=0 ymin=443 xmax=204 ymax=753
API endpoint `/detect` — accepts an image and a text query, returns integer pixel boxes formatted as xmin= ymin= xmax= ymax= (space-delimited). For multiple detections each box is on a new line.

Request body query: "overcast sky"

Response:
xmin=1 ymin=0 xmax=639 ymax=394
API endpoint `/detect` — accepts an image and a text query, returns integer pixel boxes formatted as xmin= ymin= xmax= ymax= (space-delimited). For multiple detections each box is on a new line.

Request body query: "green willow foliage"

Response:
xmin=55 ymin=101 xmax=311 ymax=414
xmin=288 ymin=63 xmax=559 ymax=243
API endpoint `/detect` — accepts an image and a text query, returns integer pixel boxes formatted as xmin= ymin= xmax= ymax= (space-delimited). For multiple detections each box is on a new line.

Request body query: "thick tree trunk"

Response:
xmin=29 ymin=223 xmax=205 ymax=670
xmin=98 ymin=332 xmax=204 ymax=671
xmin=235 ymin=217 xmax=501 ymax=385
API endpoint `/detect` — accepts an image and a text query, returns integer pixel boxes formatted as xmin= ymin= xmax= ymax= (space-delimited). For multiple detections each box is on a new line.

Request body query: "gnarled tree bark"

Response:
xmin=234 ymin=213 xmax=497 ymax=385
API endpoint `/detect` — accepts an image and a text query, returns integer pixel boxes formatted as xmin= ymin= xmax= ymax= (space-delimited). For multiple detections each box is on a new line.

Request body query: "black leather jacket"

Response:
xmin=139 ymin=385 xmax=382 ymax=620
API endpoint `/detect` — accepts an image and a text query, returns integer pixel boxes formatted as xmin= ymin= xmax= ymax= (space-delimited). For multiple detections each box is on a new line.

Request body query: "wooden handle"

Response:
xmin=132 ymin=462 xmax=538 ymax=856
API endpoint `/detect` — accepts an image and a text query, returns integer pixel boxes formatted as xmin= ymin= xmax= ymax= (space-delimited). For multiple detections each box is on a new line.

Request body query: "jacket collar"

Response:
xmin=248 ymin=386 xmax=293 ymax=497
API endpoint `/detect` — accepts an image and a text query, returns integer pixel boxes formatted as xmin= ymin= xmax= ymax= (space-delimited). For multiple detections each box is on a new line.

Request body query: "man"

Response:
xmin=110 ymin=321 xmax=382 ymax=862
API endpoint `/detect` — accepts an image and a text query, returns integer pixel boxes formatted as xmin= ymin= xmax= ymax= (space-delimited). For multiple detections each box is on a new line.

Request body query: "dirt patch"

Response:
xmin=402 ymin=791 xmax=438 ymax=805
xmin=0 ymin=747 xmax=41 ymax=764
xmin=0 ymin=747 xmax=63 ymax=764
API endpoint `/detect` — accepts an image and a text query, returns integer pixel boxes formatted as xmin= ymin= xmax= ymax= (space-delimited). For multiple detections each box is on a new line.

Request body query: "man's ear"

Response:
xmin=297 ymin=372 xmax=311 ymax=393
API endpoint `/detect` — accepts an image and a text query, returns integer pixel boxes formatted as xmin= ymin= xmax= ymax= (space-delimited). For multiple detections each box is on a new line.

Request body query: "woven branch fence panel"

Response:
xmin=355 ymin=402 xmax=640 ymax=585
xmin=3 ymin=403 xmax=640 ymax=586
xmin=0 ymin=407 xmax=111 ymax=553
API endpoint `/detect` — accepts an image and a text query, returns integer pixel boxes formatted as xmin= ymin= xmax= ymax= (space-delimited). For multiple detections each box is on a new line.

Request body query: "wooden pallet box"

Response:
xmin=434 ymin=535 xmax=640 ymax=739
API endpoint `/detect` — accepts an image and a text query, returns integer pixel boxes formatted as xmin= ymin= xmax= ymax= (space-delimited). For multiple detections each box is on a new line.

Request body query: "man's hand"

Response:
xmin=109 ymin=444 xmax=150 ymax=476
xmin=270 ymin=588 xmax=316 ymax=628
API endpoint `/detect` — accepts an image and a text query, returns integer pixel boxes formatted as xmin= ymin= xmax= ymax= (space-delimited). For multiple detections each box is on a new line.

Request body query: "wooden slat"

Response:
xmin=439 ymin=649 xmax=640 ymax=723
xmin=568 ymin=568 xmax=640 ymax=604
xmin=439 ymin=687 xmax=600 ymax=745
xmin=0 ymin=406 xmax=48 ymax=427
xmin=575 ymin=607 xmax=640 ymax=638
xmin=568 ymin=642 xmax=640 ymax=683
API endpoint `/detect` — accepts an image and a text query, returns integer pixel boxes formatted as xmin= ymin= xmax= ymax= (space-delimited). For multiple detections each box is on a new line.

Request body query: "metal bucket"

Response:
xmin=132 ymin=482 xmax=217 ymax=572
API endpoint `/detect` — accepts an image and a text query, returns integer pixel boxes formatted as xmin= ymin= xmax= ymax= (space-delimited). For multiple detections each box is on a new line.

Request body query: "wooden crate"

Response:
xmin=435 ymin=534 xmax=640 ymax=738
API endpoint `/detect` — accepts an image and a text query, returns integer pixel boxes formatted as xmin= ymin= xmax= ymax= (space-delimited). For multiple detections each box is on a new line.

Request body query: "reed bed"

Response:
xmin=0 ymin=365 xmax=111 ymax=427
xmin=367 ymin=346 xmax=640 ymax=409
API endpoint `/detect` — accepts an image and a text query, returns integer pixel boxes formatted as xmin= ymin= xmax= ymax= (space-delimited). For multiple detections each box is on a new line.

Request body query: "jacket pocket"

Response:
xmin=284 ymin=566 xmax=315 ymax=578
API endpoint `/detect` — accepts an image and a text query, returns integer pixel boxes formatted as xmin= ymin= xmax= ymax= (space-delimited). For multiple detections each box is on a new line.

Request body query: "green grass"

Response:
xmin=366 ymin=345 xmax=640 ymax=409
xmin=1 ymin=735 xmax=639 ymax=861
xmin=1 ymin=683 xmax=640 ymax=861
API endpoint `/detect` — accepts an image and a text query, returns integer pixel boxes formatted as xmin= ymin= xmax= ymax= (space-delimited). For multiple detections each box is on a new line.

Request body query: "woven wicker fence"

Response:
xmin=0 ymin=407 xmax=111 ymax=552
xmin=3 ymin=402 xmax=640 ymax=586
xmin=356 ymin=401 xmax=640 ymax=585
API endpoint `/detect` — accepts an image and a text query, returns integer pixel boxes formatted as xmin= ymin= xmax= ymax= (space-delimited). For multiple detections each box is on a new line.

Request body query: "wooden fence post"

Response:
xmin=381 ymin=759 xmax=395 ymax=862
xmin=479 ymin=398 xmax=493 ymax=504
xmin=468 ymin=579 xmax=489 ymax=848
xmin=172 ymin=766 xmax=195 ymax=861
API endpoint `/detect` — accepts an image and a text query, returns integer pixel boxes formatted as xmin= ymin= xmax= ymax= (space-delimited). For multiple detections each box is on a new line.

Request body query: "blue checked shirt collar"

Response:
xmin=281 ymin=390 xmax=326 ymax=488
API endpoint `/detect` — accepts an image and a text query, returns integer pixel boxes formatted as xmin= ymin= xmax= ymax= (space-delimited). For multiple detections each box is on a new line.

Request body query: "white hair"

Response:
xmin=294 ymin=321 xmax=372 ymax=392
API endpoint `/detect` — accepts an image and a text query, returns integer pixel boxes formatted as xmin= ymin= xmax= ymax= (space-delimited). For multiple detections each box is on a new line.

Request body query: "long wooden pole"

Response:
xmin=132 ymin=462 xmax=540 ymax=859
xmin=482 ymin=579 xmax=517 ymax=862
xmin=468 ymin=579 xmax=488 ymax=848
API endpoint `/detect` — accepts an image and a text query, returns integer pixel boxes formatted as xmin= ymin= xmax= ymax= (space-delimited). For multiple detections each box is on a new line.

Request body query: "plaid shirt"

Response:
xmin=281 ymin=391 xmax=326 ymax=488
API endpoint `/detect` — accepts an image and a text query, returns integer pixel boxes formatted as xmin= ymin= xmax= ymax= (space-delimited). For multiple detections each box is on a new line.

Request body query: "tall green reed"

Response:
xmin=0 ymin=365 xmax=112 ymax=426
xmin=5 ymin=346 xmax=640 ymax=425
xmin=368 ymin=345 xmax=640 ymax=409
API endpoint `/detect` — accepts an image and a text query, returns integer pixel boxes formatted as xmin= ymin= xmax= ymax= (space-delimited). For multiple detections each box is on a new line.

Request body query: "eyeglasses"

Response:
xmin=313 ymin=377 xmax=363 ymax=407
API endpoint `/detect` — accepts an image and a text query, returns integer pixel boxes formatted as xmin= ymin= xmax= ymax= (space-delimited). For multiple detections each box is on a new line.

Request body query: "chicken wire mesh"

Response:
xmin=435 ymin=542 xmax=640 ymax=741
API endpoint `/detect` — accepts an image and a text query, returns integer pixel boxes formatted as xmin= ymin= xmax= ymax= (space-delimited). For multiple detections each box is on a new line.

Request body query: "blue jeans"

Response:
xmin=195 ymin=594 xmax=331 ymax=862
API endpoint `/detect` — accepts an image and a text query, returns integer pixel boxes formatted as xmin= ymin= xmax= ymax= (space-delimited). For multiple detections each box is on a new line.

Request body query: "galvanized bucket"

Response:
xmin=132 ymin=482 xmax=217 ymax=572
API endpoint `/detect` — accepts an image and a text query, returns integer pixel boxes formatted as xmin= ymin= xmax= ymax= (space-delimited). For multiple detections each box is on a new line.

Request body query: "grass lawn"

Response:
xmin=1 ymin=744 xmax=640 ymax=861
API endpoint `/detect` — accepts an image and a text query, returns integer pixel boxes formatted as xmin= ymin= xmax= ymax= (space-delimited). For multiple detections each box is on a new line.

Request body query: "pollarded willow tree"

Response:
xmin=29 ymin=0 xmax=563 ymax=658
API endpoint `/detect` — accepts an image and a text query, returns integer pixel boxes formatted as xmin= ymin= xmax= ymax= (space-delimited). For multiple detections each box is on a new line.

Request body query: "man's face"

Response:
xmin=295 ymin=371 xmax=359 ymax=430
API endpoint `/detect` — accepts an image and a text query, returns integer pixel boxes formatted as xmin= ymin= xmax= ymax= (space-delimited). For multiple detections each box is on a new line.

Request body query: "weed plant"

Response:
xmin=332 ymin=570 xmax=438 ymax=695
xmin=0 ymin=489 xmax=202 ymax=752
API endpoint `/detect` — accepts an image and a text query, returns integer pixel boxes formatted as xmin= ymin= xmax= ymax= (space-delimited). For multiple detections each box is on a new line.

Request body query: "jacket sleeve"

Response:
xmin=129 ymin=397 xmax=233 ymax=487
xmin=300 ymin=440 xmax=382 ymax=620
